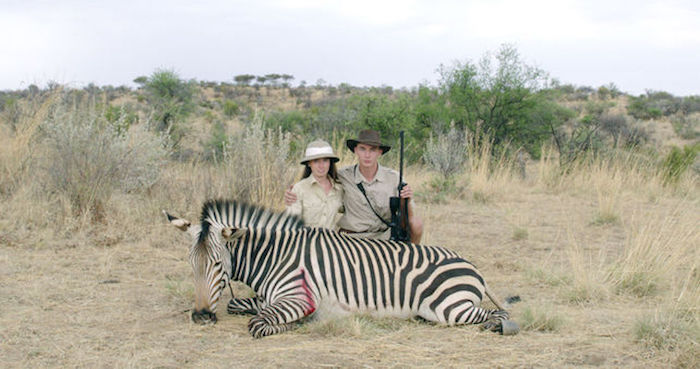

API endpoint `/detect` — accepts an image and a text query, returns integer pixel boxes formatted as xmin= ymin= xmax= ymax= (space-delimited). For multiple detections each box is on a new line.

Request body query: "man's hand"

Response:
xmin=284 ymin=186 xmax=298 ymax=206
xmin=399 ymin=183 xmax=413 ymax=200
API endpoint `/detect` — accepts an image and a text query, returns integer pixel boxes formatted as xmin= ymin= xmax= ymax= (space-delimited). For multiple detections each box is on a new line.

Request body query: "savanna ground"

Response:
xmin=0 ymin=85 xmax=698 ymax=368
xmin=2 ymin=157 xmax=698 ymax=368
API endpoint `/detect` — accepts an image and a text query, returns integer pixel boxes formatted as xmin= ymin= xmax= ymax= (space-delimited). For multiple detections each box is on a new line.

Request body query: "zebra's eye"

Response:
xmin=213 ymin=261 xmax=221 ymax=268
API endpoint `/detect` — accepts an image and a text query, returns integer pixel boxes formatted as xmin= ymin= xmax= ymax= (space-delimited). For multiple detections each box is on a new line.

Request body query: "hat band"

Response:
xmin=305 ymin=146 xmax=334 ymax=157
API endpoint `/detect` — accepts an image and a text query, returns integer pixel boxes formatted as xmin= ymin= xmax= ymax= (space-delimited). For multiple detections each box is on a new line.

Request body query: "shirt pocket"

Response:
xmin=301 ymin=196 xmax=325 ymax=224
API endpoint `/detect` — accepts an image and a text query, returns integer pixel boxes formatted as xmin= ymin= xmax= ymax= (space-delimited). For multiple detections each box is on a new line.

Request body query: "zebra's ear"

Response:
xmin=164 ymin=210 xmax=191 ymax=232
xmin=222 ymin=227 xmax=245 ymax=240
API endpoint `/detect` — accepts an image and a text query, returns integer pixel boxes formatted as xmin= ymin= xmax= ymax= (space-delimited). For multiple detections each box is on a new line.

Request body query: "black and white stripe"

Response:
xmin=170 ymin=199 xmax=510 ymax=337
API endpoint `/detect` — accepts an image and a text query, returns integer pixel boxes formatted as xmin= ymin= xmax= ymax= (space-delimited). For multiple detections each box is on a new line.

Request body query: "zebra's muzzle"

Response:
xmin=192 ymin=309 xmax=217 ymax=324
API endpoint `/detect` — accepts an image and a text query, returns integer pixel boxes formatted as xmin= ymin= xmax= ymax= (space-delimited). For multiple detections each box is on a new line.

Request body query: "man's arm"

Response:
xmin=284 ymin=186 xmax=298 ymax=206
xmin=286 ymin=186 xmax=302 ymax=215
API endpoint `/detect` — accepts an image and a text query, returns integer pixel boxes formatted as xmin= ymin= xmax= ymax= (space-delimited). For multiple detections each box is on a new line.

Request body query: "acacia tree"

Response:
xmin=438 ymin=44 xmax=555 ymax=153
xmin=136 ymin=69 xmax=195 ymax=146
xmin=264 ymin=74 xmax=282 ymax=87
xmin=234 ymin=74 xmax=256 ymax=86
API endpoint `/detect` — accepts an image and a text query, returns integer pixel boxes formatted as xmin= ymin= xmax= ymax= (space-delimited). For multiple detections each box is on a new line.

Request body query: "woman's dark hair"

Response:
xmin=301 ymin=160 xmax=339 ymax=182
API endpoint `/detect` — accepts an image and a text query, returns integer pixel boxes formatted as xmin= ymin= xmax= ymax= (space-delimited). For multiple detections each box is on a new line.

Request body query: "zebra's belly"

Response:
xmin=313 ymin=295 xmax=416 ymax=321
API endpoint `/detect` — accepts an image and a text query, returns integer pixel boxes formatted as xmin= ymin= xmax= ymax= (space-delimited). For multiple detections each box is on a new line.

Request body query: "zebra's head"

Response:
xmin=165 ymin=200 xmax=302 ymax=325
xmin=164 ymin=210 xmax=240 ymax=325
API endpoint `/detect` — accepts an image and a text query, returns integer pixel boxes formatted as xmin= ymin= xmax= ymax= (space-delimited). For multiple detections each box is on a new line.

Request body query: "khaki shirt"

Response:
xmin=286 ymin=175 xmax=344 ymax=229
xmin=336 ymin=164 xmax=399 ymax=240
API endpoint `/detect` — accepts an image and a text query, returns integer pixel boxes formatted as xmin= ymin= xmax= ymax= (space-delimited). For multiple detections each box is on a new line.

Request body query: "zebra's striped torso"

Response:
xmin=177 ymin=199 xmax=508 ymax=337
xmin=230 ymin=227 xmax=486 ymax=321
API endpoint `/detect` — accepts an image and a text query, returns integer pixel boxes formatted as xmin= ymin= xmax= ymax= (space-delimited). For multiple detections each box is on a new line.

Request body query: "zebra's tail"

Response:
xmin=484 ymin=283 xmax=504 ymax=310
xmin=484 ymin=283 xmax=521 ymax=311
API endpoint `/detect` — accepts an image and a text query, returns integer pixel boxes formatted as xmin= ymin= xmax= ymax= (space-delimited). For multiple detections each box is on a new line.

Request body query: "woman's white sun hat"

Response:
xmin=300 ymin=139 xmax=339 ymax=164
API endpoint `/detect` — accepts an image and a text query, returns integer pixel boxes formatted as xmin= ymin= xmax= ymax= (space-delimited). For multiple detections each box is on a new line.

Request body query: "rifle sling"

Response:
xmin=356 ymin=183 xmax=392 ymax=228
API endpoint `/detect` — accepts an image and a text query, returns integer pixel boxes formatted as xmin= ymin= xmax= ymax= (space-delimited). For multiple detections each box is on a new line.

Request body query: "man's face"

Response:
xmin=354 ymin=143 xmax=382 ymax=168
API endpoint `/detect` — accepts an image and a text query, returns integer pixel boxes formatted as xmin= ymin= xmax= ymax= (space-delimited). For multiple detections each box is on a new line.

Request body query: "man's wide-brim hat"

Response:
xmin=300 ymin=139 xmax=339 ymax=164
xmin=346 ymin=129 xmax=391 ymax=154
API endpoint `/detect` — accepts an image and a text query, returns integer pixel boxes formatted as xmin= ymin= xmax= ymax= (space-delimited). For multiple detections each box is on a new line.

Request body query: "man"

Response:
xmin=285 ymin=129 xmax=423 ymax=244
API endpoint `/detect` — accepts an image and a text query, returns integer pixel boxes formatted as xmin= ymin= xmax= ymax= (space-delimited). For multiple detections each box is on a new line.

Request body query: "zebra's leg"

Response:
xmin=418 ymin=299 xmax=509 ymax=330
xmin=227 ymin=297 xmax=265 ymax=315
xmin=480 ymin=310 xmax=510 ymax=332
xmin=247 ymin=296 xmax=316 ymax=338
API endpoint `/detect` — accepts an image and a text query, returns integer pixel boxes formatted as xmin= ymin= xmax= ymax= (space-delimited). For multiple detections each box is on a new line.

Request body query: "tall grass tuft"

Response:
xmin=562 ymin=228 xmax=610 ymax=303
xmin=634 ymin=293 xmax=699 ymax=368
xmin=0 ymin=92 xmax=60 ymax=197
xmin=464 ymin=133 xmax=517 ymax=202
xmin=590 ymin=158 xmax=625 ymax=225
xmin=38 ymin=94 xmax=170 ymax=221
xmin=519 ymin=305 xmax=564 ymax=332
xmin=606 ymin=202 xmax=697 ymax=297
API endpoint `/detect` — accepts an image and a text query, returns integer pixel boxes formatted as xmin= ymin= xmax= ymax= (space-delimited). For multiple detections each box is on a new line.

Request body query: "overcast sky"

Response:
xmin=1 ymin=0 xmax=699 ymax=95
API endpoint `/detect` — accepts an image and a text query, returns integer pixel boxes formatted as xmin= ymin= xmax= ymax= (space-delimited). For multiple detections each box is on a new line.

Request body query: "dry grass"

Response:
xmin=1 ymin=96 xmax=698 ymax=368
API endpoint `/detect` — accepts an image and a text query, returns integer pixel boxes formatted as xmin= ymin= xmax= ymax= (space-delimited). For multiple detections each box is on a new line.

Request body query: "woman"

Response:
xmin=286 ymin=139 xmax=344 ymax=229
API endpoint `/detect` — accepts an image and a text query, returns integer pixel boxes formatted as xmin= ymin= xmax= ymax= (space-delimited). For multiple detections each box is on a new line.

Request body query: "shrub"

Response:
xmin=39 ymin=99 xmax=169 ymax=220
xmin=138 ymin=69 xmax=195 ymax=147
xmin=203 ymin=121 xmax=227 ymax=161
xmin=219 ymin=113 xmax=295 ymax=207
xmin=679 ymin=96 xmax=700 ymax=114
xmin=661 ymin=145 xmax=698 ymax=185
xmin=634 ymin=311 xmax=698 ymax=352
xmin=418 ymin=176 xmax=463 ymax=204
xmin=222 ymin=100 xmax=240 ymax=117
xmin=627 ymin=91 xmax=681 ymax=120
xmin=104 ymin=104 xmax=138 ymax=136
xmin=670 ymin=114 xmax=699 ymax=140
xmin=423 ymin=125 xmax=466 ymax=179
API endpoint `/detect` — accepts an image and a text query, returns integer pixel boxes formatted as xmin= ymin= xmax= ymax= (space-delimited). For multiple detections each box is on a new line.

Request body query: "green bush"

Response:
xmin=627 ymin=91 xmax=681 ymax=120
xmin=104 ymin=104 xmax=138 ymax=136
xmin=203 ymin=121 xmax=227 ymax=161
xmin=138 ymin=69 xmax=195 ymax=147
xmin=222 ymin=100 xmax=240 ymax=117
xmin=437 ymin=44 xmax=556 ymax=154
xmin=661 ymin=145 xmax=698 ymax=184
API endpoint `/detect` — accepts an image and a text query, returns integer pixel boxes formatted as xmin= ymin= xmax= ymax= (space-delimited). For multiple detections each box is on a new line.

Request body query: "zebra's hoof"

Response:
xmin=500 ymin=320 xmax=520 ymax=335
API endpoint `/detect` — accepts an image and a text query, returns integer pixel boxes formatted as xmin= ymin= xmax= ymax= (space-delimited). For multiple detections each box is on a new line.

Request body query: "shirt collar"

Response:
xmin=309 ymin=175 xmax=338 ymax=189
xmin=353 ymin=164 xmax=386 ymax=184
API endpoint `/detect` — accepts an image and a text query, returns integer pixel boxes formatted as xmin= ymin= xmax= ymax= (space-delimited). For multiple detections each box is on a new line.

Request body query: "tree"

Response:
xmin=234 ymin=74 xmax=255 ymax=86
xmin=281 ymin=74 xmax=294 ymax=87
xmin=264 ymin=74 xmax=282 ymax=87
xmin=438 ymin=44 xmax=555 ymax=154
xmin=141 ymin=69 xmax=195 ymax=145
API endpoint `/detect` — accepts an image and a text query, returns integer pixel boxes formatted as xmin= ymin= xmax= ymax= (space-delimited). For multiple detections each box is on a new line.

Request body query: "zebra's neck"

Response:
xmin=229 ymin=228 xmax=309 ymax=292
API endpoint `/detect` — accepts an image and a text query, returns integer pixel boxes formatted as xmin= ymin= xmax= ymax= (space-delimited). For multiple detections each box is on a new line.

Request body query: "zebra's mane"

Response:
xmin=198 ymin=199 xmax=304 ymax=244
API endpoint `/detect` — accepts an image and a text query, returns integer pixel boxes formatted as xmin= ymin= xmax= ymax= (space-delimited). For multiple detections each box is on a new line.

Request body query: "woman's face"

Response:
xmin=309 ymin=158 xmax=331 ymax=178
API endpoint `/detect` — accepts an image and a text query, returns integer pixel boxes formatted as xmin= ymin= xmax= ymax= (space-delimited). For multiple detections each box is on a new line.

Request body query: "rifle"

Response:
xmin=390 ymin=131 xmax=410 ymax=242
